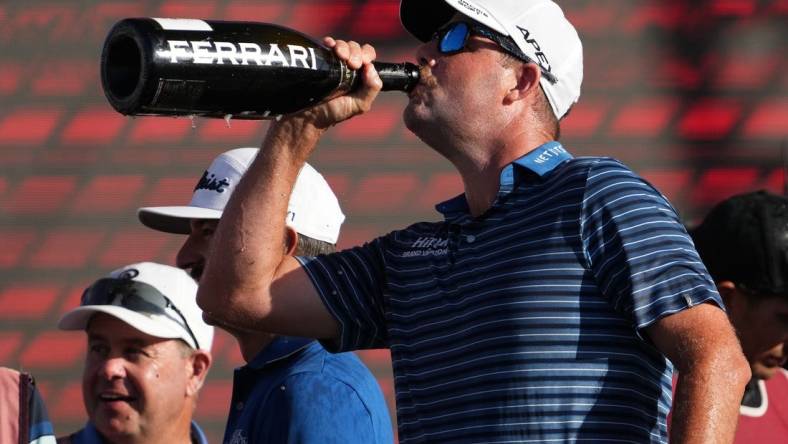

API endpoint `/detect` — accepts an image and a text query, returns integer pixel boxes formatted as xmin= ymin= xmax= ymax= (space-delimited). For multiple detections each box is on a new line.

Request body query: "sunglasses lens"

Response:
xmin=82 ymin=279 xmax=164 ymax=314
xmin=440 ymin=22 xmax=469 ymax=53
xmin=81 ymin=277 xmax=200 ymax=349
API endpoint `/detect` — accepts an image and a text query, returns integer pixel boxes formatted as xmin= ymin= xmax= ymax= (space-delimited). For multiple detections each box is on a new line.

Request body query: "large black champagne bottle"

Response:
xmin=100 ymin=18 xmax=420 ymax=119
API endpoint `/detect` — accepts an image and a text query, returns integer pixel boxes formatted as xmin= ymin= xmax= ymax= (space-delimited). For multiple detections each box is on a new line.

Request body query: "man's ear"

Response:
xmin=503 ymin=62 xmax=541 ymax=104
xmin=717 ymin=281 xmax=744 ymax=312
xmin=284 ymin=226 xmax=299 ymax=256
xmin=186 ymin=350 xmax=212 ymax=397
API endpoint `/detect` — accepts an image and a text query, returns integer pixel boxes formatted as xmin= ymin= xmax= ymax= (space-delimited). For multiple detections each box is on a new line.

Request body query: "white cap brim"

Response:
xmin=137 ymin=206 xmax=222 ymax=235
xmin=58 ymin=305 xmax=196 ymax=348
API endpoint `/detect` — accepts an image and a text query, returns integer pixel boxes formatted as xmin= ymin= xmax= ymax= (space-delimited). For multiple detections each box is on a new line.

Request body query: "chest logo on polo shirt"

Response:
xmin=402 ymin=236 xmax=448 ymax=257
xmin=228 ymin=429 xmax=248 ymax=444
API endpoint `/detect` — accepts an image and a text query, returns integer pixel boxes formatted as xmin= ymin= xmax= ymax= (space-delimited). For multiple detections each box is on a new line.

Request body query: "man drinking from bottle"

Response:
xmin=196 ymin=1 xmax=750 ymax=442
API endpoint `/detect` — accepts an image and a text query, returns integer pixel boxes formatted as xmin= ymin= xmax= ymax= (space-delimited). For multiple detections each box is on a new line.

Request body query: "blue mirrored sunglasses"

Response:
xmin=433 ymin=21 xmax=557 ymax=84
xmin=82 ymin=277 xmax=200 ymax=349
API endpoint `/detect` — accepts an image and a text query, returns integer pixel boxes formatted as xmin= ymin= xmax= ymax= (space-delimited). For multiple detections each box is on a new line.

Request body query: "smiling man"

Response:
xmin=56 ymin=262 xmax=214 ymax=444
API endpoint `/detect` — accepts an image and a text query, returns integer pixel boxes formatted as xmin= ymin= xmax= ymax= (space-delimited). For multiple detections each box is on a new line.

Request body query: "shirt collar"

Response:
xmin=512 ymin=142 xmax=573 ymax=177
xmin=247 ymin=336 xmax=314 ymax=370
xmin=190 ymin=421 xmax=209 ymax=444
xmin=436 ymin=142 xmax=573 ymax=220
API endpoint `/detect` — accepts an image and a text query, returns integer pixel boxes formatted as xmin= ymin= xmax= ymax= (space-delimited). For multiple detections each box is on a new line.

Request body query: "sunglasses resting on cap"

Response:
xmin=433 ymin=21 xmax=558 ymax=84
xmin=81 ymin=277 xmax=201 ymax=349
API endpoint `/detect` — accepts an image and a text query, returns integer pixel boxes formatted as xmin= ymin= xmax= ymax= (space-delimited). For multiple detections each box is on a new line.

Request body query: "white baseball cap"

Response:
xmin=400 ymin=0 xmax=583 ymax=119
xmin=137 ymin=147 xmax=345 ymax=244
xmin=58 ymin=262 xmax=214 ymax=351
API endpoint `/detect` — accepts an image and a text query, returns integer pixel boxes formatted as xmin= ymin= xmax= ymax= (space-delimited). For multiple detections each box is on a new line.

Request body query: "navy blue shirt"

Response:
xmin=223 ymin=336 xmax=393 ymax=444
xmin=298 ymin=143 xmax=723 ymax=443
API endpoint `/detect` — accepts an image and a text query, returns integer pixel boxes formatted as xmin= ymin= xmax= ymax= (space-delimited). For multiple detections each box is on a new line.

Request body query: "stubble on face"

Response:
xmin=83 ymin=315 xmax=190 ymax=443
xmin=734 ymin=297 xmax=788 ymax=380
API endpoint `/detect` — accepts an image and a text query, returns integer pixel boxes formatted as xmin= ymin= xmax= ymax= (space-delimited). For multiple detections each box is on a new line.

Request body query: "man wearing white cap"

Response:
xmin=197 ymin=1 xmax=749 ymax=442
xmin=56 ymin=262 xmax=213 ymax=444
xmin=137 ymin=148 xmax=393 ymax=444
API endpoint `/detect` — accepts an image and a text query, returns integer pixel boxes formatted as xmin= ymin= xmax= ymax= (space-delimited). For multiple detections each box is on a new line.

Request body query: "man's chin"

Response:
xmin=94 ymin=414 xmax=138 ymax=442
xmin=403 ymin=107 xmax=433 ymax=140
xmin=203 ymin=313 xmax=255 ymax=337
xmin=201 ymin=312 xmax=221 ymax=326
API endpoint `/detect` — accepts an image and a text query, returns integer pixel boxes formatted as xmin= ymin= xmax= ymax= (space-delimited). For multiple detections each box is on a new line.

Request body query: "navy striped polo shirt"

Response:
xmin=297 ymin=142 xmax=722 ymax=443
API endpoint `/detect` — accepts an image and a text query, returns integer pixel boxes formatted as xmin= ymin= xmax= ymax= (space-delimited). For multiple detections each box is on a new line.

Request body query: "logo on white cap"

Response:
xmin=138 ymin=148 xmax=345 ymax=244
xmin=194 ymin=171 xmax=231 ymax=193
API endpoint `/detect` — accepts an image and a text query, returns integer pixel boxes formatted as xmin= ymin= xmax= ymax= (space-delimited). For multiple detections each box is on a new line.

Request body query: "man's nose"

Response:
xmin=176 ymin=237 xmax=200 ymax=270
xmin=415 ymin=40 xmax=439 ymax=66
xmin=97 ymin=356 xmax=127 ymax=380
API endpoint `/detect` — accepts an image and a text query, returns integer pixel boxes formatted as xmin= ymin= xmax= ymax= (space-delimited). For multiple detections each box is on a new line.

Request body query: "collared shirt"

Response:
xmin=735 ymin=369 xmax=788 ymax=442
xmin=223 ymin=336 xmax=393 ymax=444
xmin=298 ymin=142 xmax=722 ymax=443
xmin=62 ymin=420 xmax=208 ymax=444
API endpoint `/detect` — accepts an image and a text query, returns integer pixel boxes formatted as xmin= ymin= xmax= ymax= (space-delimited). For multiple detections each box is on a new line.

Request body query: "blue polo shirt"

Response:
xmin=223 ymin=336 xmax=393 ymax=444
xmin=66 ymin=420 xmax=208 ymax=444
xmin=298 ymin=142 xmax=723 ymax=443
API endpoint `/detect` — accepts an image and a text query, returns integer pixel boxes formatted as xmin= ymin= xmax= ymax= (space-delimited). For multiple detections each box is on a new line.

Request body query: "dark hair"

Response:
xmin=691 ymin=190 xmax=788 ymax=302
xmin=295 ymin=233 xmax=336 ymax=256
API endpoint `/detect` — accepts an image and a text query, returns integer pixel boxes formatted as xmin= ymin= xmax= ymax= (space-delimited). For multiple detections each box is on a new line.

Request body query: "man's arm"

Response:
xmin=645 ymin=303 xmax=750 ymax=444
xmin=196 ymin=38 xmax=383 ymax=339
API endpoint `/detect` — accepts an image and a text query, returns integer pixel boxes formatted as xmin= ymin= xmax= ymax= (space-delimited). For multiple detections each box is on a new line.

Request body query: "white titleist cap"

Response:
xmin=400 ymin=0 xmax=583 ymax=119
xmin=58 ymin=262 xmax=214 ymax=351
xmin=137 ymin=147 xmax=345 ymax=244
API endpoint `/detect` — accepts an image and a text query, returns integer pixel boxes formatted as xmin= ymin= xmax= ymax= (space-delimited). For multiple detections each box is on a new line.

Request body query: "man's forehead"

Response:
xmin=86 ymin=313 xmax=168 ymax=344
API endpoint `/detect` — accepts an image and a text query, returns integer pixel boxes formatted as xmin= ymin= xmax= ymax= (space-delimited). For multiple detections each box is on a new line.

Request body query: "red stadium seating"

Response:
xmin=610 ymin=98 xmax=678 ymax=138
xmin=3 ymin=176 xmax=77 ymax=214
xmin=288 ymin=1 xmax=353 ymax=37
xmin=223 ymin=1 xmax=285 ymax=22
xmin=678 ymin=99 xmax=743 ymax=140
xmin=692 ymin=167 xmax=761 ymax=205
xmin=158 ymin=0 xmax=220 ymax=18
xmin=30 ymin=61 xmax=94 ymax=97
xmin=97 ymin=229 xmax=173 ymax=267
xmin=61 ymin=108 xmax=128 ymax=146
xmin=20 ymin=331 xmax=84 ymax=369
xmin=70 ymin=176 xmax=146 ymax=214
xmin=0 ymin=284 xmax=60 ymax=320
xmin=0 ymin=230 xmax=36 ymax=268
xmin=0 ymin=331 xmax=23 ymax=364
xmin=49 ymin=382 xmax=85 ymax=421
xmin=0 ymin=107 xmax=63 ymax=146
xmin=0 ymin=63 xmax=23 ymax=95
xmin=28 ymin=229 xmax=107 ymax=268
xmin=348 ymin=173 xmax=420 ymax=213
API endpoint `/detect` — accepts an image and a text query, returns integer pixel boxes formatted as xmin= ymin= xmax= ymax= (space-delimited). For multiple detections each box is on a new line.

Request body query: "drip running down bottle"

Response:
xmin=100 ymin=18 xmax=420 ymax=119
